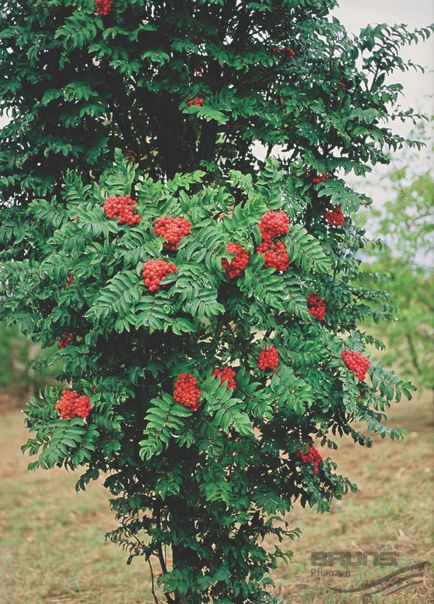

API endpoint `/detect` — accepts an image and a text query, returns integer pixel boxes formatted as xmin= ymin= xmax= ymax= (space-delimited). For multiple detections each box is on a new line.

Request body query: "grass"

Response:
xmin=0 ymin=392 xmax=433 ymax=603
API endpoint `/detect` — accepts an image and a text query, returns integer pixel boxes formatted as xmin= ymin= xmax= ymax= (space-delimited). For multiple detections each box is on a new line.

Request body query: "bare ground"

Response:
xmin=0 ymin=392 xmax=432 ymax=604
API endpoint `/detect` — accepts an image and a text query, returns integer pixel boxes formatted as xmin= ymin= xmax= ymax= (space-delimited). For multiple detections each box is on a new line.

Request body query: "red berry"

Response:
xmin=65 ymin=273 xmax=74 ymax=287
xmin=58 ymin=333 xmax=74 ymax=349
xmin=341 ymin=349 xmax=370 ymax=382
xmin=104 ymin=195 xmax=140 ymax=226
xmin=307 ymin=293 xmax=326 ymax=321
xmin=95 ymin=0 xmax=112 ymax=16
xmin=56 ymin=390 xmax=91 ymax=419
xmin=154 ymin=216 xmax=191 ymax=251
xmin=173 ymin=373 xmax=202 ymax=411
xmin=324 ymin=205 xmax=345 ymax=227
xmin=258 ymin=345 xmax=279 ymax=371
xmin=259 ymin=211 xmax=290 ymax=243
xmin=222 ymin=243 xmax=249 ymax=279
xmin=257 ymin=240 xmax=289 ymax=272
xmin=187 ymin=97 xmax=204 ymax=107
xmin=297 ymin=445 xmax=322 ymax=474
xmin=272 ymin=46 xmax=295 ymax=59
xmin=213 ymin=367 xmax=236 ymax=391
xmin=312 ymin=173 xmax=328 ymax=184
xmin=142 ymin=259 xmax=176 ymax=293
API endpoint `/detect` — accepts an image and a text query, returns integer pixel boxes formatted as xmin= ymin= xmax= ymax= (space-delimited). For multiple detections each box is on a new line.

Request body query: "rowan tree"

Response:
xmin=0 ymin=1 xmax=431 ymax=602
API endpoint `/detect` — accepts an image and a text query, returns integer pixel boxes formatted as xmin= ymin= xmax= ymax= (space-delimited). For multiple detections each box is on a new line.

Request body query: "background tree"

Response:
xmin=0 ymin=1 xmax=432 ymax=603
xmin=360 ymin=123 xmax=434 ymax=390
xmin=0 ymin=323 xmax=59 ymax=399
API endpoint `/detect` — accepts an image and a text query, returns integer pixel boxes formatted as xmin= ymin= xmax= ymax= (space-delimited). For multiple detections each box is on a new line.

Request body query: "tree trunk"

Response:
xmin=168 ymin=495 xmax=203 ymax=604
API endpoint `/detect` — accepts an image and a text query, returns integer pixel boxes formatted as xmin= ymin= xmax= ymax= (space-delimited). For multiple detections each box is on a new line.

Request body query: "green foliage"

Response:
xmin=140 ymin=393 xmax=193 ymax=460
xmin=0 ymin=323 xmax=58 ymax=396
xmin=0 ymin=2 xmax=430 ymax=603
xmin=4 ymin=157 xmax=416 ymax=602
xmin=0 ymin=324 xmax=28 ymax=390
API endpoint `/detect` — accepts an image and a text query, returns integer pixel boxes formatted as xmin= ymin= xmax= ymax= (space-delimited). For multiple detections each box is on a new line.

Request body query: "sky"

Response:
xmin=334 ymin=0 xmax=433 ymax=118
xmin=333 ymin=0 xmax=433 ymax=186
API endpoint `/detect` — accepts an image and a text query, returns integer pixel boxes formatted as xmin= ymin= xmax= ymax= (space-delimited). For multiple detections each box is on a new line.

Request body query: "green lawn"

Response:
xmin=0 ymin=392 xmax=432 ymax=603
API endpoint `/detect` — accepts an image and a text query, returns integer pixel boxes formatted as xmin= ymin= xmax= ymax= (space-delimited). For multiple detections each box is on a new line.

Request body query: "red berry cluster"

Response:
xmin=312 ymin=173 xmax=328 ymax=184
xmin=271 ymin=46 xmax=295 ymax=59
xmin=297 ymin=446 xmax=322 ymax=475
xmin=258 ymin=345 xmax=280 ymax=372
xmin=213 ymin=367 xmax=236 ymax=391
xmin=142 ymin=259 xmax=176 ymax=293
xmin=95 ymin=0 xmax=112 ymax=16
xmin=257 ymin=211 xmax=290 ymax=272
xmin=56 ymin=390 xmax=91 ymax=420
xmin=307 ymin=293 xmax=326 ymax=321
xmin=339 ymin=80 xmax=347 ymax=91
xmin=259 ymin=211 xmax=290 ymax=243
xmin=154 ymin=216 xmax=191 ymax=251
xmin=104 ymin=195 xmax=140 ymax=226
xmin=187 ymin=98 xmax=204 ymax=107
xmin=257 ymin=241 xmax=289 ymax=272
xmin=173 ymin=373 xmax=202 ymax=411
xmin=58 ymin=333 xmax=74 ymax=349
xmin=341 ymin=349 xmax=370 ymax=382
xmin=65 ymin=273 xmax=74 ymax=287
xmin=222 ymin=243 xmax=249 ymax=279
xmin=324 ymin=205 xmax=345 ymax=227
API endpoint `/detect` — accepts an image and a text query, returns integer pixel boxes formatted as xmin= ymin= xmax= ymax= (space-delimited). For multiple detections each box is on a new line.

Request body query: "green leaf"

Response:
xmin=139 ymin=393 xmax=193 ymax=460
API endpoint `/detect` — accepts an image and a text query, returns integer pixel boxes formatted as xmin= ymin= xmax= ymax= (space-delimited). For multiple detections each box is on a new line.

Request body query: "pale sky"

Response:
xmin=332 ymin=0 xmax=433 ymax=222
xmin=334 ymin=1 xmax=433 ymax=268
xmin=334 ymin=0 xmax=433 ymax=136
